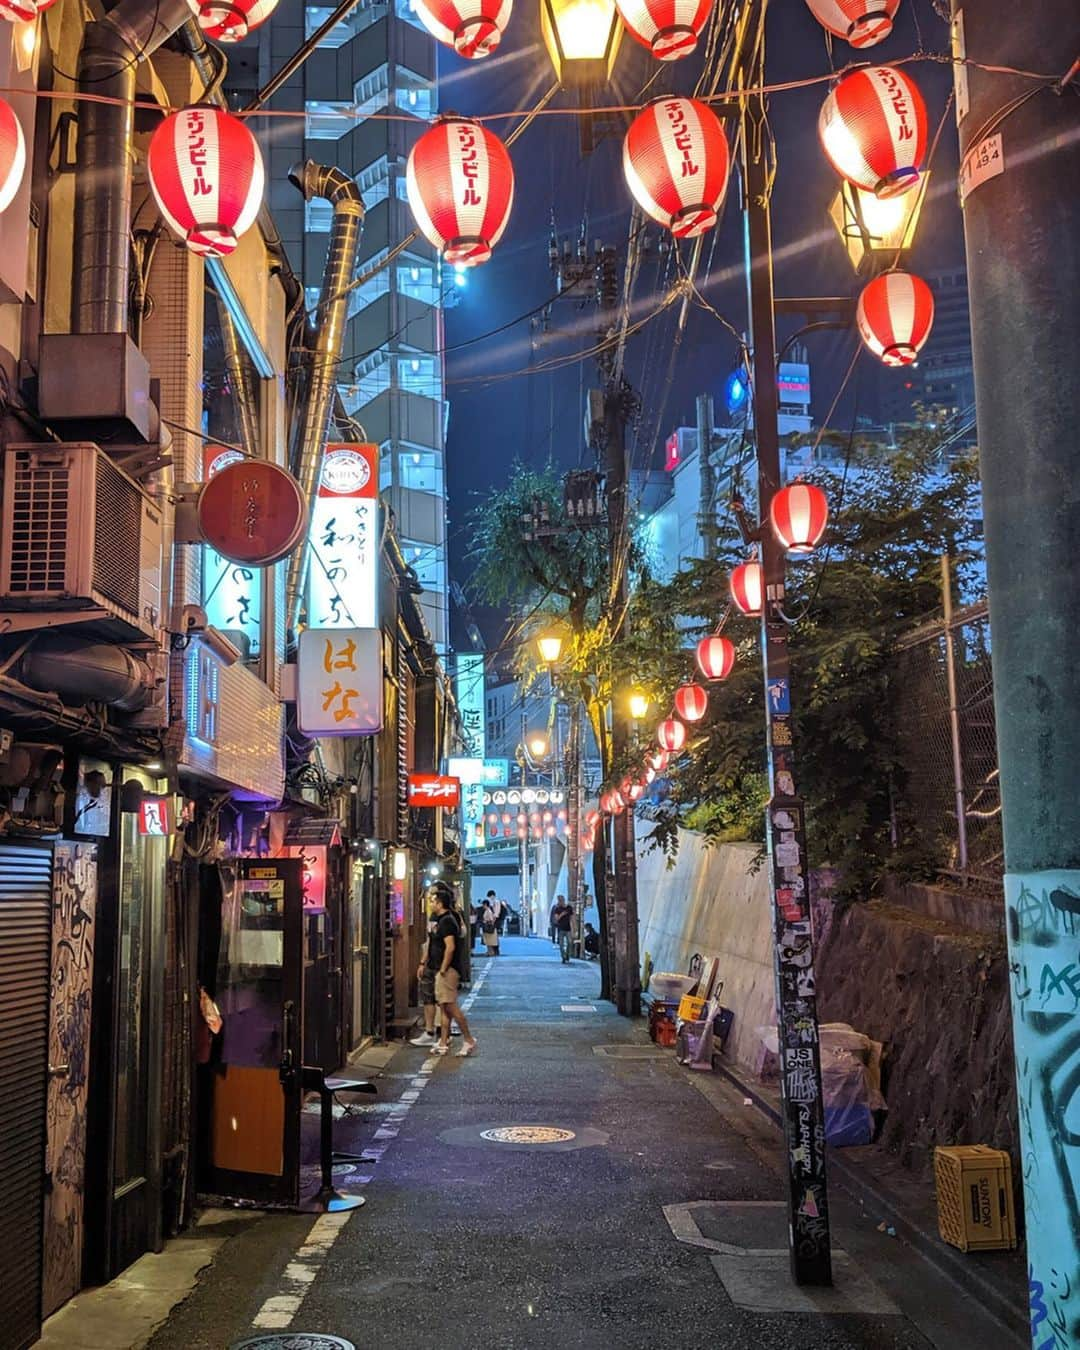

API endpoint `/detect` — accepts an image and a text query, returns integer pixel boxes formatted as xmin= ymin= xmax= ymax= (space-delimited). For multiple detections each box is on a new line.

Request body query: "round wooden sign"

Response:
xmin=197 ymin=460 xmax=308 ymax=566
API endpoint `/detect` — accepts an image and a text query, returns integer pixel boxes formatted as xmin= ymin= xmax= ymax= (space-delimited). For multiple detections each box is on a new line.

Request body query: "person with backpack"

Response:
xmin=481 ymin=896 xmax=500 ymax=956
xmin=428 ymin=882 xmax=477 ymax=1057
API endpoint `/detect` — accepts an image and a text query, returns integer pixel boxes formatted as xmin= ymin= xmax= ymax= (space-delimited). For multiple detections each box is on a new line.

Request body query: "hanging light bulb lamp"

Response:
xmin=147 ymin=106 xmax=264 ymax=258
xmin=803 ymin=0 xmax=899 ymax=48
xmin=406 ymin=118 xmax=514 ymax=266
xmin=674 ymin=683 xmax=708 ymax=722
xmin=695 ymin=635 xmax=735 ymax=682
xmin=856 ymin=270 xmax=935 ymax=367
xmin=188 ymin=0 xmax=280 ymax=42
xmin=614 ymin=0 xmax=713 ymax=61
xmin=729 ymin=561 xmax=763 ymax=617
xmin=818 ymin=65 xmax=928 ymax=199
xmin=770 ymin=482 xmax=830 ymax=554
xmin=0 ymin=97 xmax=25 ymax=214
xmin=412 ymin=0 xmax=513 ymax=57
xmin=623 ymin=96 xmax=730 ymax=239
xmin=656 ymin=718 xmax=687 ymax=752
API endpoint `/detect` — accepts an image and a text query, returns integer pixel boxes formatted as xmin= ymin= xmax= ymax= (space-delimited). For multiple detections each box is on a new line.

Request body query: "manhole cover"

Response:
xmin=232 ymin=1337 xmax=355 ymax=1350
xmin=479 ymin=1126 xmax=577 ymax=1144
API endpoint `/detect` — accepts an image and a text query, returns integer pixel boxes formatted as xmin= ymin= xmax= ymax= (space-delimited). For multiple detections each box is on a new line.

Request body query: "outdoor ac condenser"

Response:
xmin=0 ymin=442 xmax=163 ymax=641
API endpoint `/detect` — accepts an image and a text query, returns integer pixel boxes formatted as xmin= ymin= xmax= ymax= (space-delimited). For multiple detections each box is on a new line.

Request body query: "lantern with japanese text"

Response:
xmin=0 ymin=97 xmax=25 ymax=215
xmin=412 ymin=0 xmax=512 ymax=57
xmin=0 ymin=0 xmax=57 ymax=23
xmin=188 ymin=0 xmax=280 ymax=42
xmin=614 ymin=0 xmax=712 ymax=61
xmin=147 ymin=106 xmax=264 ymax=258
xmin=856 ymin=270 xmax=934 ymax=367
xmin=623 ymin=97 xmax=730 ymax=239
xmin=406 ymin=118 xmax=514 ymax=266
xmin=770 ymin=482 xmax=829 ymax=554
xmin=695 ymin=635 xmax=735 ymax=682
xmin=674 ymin=683 xmax=708 ymax=722
xmin=730 ymin=561 xmax=763 ymax=617
xmin=656 ymin=718 xmax=687 ymax=752
xmin=804 ymin=0 xmax=899 ymax=48
xmin=818 ymin=66 xmax=928 ymax=199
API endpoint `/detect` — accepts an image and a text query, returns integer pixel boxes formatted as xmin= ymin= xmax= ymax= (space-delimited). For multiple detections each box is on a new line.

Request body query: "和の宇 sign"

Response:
xmin=407 ymin=774 xmax=461 ymax=808
xmin=297 ymin=627 xmax=383 ymax=736
xmin=307 ymin=444 xmax=379 ymax=630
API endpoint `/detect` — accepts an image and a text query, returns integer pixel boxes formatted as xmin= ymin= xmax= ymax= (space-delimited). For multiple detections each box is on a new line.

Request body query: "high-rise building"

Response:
xmin=237 ymin=0 xmax=450 ymax=648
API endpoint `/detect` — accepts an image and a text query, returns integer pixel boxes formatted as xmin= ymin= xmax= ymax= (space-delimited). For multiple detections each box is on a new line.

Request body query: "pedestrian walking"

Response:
xmin=427 ymin=882 xmax=477 ymax=1057
xmin=410 ymin=907 xmax=440 ymax=1047
xmin=553 ymin=894 xmax=574 ymax=964
xmin=548 ymin=898 xmax=559 ymax=944
xmin=481 ymin=898 xmax=500 ymax=956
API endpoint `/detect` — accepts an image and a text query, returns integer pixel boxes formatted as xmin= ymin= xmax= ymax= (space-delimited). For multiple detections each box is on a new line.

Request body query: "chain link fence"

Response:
xmin=892 ymin=595 xmax=1002 ymax=887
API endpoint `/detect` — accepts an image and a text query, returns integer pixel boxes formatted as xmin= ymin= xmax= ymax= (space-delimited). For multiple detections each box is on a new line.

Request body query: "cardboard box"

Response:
xmin=934 ymin=1145 xmax=1017 ymax=1252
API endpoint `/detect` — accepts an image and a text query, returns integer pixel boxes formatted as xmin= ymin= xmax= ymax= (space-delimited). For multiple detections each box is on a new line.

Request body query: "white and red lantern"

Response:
xmin=674 ymin=683 xmax=708 ymax=722
xmin=615 ymin=0 xmax=712 ymax=61
xmin=0 ymin=0 xmax=57 ymax=22
xmin=623 ymin=97 xmax=730 ymax=239
xmin=412 ymin=0 xmax=512 ymax=57
xmin=628 ymin=782 xmax=645 ymax=802
xmin=657 ymin=718 xmax=687 ymax=752
xmin=406 ymin=118 xmax=514 ymax=267
xmin=147 ymin=106 xmax=264 ymax=258
xmin=730 ymin=561 xmax=763 ymax=617
xmin=586 ymin=809 xmax=601 ymax=828
xmin=856 ymin=270 xmax=934 ymax=367
xmin=0 ymin=97 xmax=24 ymax=215
xmin=188 ymin=0 xmax=280 ymax=42
xmin=770 ymin=482 xmax=829 ymax=554
xmin=648 ymin=749 xmax=670 ymax=773
xmin=804 ymin=0 xmax=899 ymax=48
xmin=696 ymin=635 xmax=735 ymax=682
xmin=818 ymin=66 xmax=928 ymax=199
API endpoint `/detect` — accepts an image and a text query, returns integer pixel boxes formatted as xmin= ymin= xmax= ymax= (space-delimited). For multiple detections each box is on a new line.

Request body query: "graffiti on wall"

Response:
xmin=42 ymin=842 xmax=97 ymax=1319
xmin=1006 ymin=870 xmax=1080 ymax=1350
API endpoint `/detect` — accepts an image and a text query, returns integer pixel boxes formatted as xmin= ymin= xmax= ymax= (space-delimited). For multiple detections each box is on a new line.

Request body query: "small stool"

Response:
xmin=301 ymin=1066 xmax=378 ymax=1213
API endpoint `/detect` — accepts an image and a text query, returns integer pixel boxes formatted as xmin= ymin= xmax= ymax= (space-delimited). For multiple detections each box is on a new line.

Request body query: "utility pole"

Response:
xmin=739 ymin=50 xmax=832 ymax=1285
xmin=953 ymin=4 xmax=1080 ymax=1334
xmin=696 ymin=393 xmax=718 ymax=560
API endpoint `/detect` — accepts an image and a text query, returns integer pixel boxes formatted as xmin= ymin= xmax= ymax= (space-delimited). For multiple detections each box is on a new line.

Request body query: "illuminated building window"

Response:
xmin=397 ymin=255 xmax=439 ymax=306
xmin=396 ymin=446 xmax=444 ymax=493
xmin=393 ymin=64 xmax=436 ymax=118
xmin=396 ymin=352 xmax=442 ymax=400
xmin=305 ymin=1 xmax=386 ymax=43
xmin=305 ymin=100 xmax=353 ymax=139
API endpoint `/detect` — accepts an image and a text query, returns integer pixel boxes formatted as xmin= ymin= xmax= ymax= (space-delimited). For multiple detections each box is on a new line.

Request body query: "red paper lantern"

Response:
xmin=657 ymin=718 xmax=687 ymax=752
xmin=586 ymin=809 xmax=601 ymax=828
xmin=188 ymin=0 xmax=280 ymax=42
xmin=856 ymin=270 xmax=935 ymax=367
xmin=412 ymin=0 xmax=512 ymax=57
xmin=0 ymin=97 xmax=24 ymax=215
xmin=148 ymin=106 xmax=264 ymax=258
xmin=818 ymin=66 xmax=928 ymax=199
xmin=0 ymin=0 xmax=57 ymax=23
xmin=803 ymin=0 xmax=899 ymax=48
xmin=406 ymin=118 xmax=514 ymax=266
xmin=648 ymin=749 xmax=669 ymax=773
xmin=674 ymin=683 xmax=708 ymax=722
xmin=730 ymin=561 xmax=763 ymax=617
xmin=615 ymin=0 xmax=713 ymax=61
xmin=770 ymin=483 xmax=829 ymax=554
xmin=623 ymin=97 xmax=730 ymax=239
xmin=628 ymin=783 xmax=645 ymax=802
xmin=696 ymin=636 xmax=735 ymax=682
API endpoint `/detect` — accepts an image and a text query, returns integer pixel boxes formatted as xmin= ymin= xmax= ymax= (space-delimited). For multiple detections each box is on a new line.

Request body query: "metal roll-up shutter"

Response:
xmin=0 ymin=842 xmax=52 ymax=1350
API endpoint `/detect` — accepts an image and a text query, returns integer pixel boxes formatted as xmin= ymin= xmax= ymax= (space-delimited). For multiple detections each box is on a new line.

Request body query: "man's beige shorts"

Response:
xmin=435 ymin=968 xmax=460 ymax=1004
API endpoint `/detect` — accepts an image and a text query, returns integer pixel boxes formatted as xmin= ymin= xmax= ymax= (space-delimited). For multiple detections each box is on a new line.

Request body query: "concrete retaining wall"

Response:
xmin=635 ymin=829 xmax=775 ymax=1074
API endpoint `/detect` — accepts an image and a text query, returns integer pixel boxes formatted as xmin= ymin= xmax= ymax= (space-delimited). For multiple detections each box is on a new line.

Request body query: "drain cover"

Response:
xmin=480 ymin=1125 xmax=576 ymax=1144
xmin=232 ymin=1338 xmax=355 ymax=1350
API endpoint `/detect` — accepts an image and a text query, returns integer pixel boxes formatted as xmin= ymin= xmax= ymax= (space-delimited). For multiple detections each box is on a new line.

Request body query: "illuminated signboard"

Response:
xmin=297 ymin=627 xmax=383 ymax=736
xmin=407 ymin=774 xmax=461 ymax=807
xmin=447 ymin=756 xmax=510 ymax=786
xmin=282 ymin=842 xmax=328 ymax=911
xmin=307 ymin=443 xmax=380 ymax=630
xmin=454 ymin=653 xmax=486 ymax=759
xmin=202 ymin=446 xmax=262 ymax=657
xmin=778 ymin=362 xmax=811 ymax=407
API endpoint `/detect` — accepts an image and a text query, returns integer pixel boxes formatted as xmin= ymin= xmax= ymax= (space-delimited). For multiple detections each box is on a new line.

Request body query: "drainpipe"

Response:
xmin=216 ymin=296 xmax=261 ymax=458
xmin=71 ymin=0 xmax=192 ymax=334
xmin=285 ymin=163 xmax=365 ymax=631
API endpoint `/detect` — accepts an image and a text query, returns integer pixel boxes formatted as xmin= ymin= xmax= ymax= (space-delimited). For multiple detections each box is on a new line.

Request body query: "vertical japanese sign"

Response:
xmin=282 ymin=843 xmax=328 ymax=911
xmin=297 ymin=627 xmax=383 ymax=736
xmin=453 ymin=654 xmax=486 ymax=847
xmin=307 ymin=443 xmax=379 ymax=630
xmin=202 ymin=446 xmax=262 ymax=654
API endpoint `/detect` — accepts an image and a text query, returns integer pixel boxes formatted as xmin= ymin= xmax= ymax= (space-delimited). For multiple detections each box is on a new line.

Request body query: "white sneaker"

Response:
xmin=456 ymin=1039 xmax=478 ymax=1058
xmin=433 ymin=1043 xmax=450 ymax=1055
xmin=409 ymin=1031 xmax=437 ymax=1046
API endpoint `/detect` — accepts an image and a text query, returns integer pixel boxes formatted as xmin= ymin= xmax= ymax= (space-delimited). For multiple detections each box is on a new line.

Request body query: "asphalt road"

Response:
xmin=149 ymin=936 xmax=1016 ymax=1350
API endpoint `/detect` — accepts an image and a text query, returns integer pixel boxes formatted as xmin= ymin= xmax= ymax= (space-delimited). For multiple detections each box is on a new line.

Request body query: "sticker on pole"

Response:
xmin=959 ymin=133 xmax=1004 ymax=205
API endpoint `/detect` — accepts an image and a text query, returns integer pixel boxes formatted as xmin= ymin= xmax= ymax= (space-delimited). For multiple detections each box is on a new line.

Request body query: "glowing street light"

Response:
xmin=540 ymin=0 xmax=622 ymax=84
xmin=537 ymin=632 xmax=564 ymax=665
xmin=828 ymin=173 xmax=929 ymax=276
xmin=628 ymin=690 xmax=649 ymax=721
xmin=527 ymin=731 xmax=550 ymax=760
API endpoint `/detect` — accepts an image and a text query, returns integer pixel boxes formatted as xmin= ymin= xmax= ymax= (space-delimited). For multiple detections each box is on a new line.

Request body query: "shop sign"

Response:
xmin=454 ymin=653 xmax=486 ymax=758
xmin=282 ymin=843 xmax=327 ymax=911
xmin=297 ymin=627 xmax=383 ymax=736
xmin=446 ymin=756 xmax=509 ymax=786
xmin=202 ymin=447 xmax=263 ymax=655
xmin=407 ymin=774 xmax=461 ymax=808
xmin=138 ymin=795 xmax=173 ymax=836
xmin=307 ymin=444 xmax=379 ymax=630
xmin=198 ymin=459 xmax=308 ymax=566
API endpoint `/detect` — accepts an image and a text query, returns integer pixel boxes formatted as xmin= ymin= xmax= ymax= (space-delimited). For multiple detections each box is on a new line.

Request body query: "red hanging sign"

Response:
xmin=197 ymin=460 xmax=309 ymax=567
xmin=407 ymin=774 xmax=461 ymax=808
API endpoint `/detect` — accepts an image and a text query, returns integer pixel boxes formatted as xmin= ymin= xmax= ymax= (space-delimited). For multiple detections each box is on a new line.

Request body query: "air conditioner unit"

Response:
xmin=0 ymin=442 xmax=163 ymax=641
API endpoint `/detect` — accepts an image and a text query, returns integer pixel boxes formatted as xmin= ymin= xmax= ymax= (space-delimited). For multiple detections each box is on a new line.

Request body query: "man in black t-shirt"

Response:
xmin=428 ymin=883 xmax=477 ymax=1057
xmin=553 ymin=895 xmax=574 ymax=963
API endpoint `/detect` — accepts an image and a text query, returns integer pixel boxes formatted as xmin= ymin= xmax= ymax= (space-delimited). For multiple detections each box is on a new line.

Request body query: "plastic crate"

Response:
xmin=934 ymin=1145 xmax=1017 ymax=1252
xmin=677 ymin=994 xmax=707 ymax=1022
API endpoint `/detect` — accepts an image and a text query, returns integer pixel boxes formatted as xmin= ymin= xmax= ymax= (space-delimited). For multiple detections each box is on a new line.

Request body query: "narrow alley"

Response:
xmin=44 ymin=939 xmax=1023 ymax=1350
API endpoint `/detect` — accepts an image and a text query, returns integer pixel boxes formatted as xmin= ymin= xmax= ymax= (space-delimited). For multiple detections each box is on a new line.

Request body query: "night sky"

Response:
xmin=440 ymin=0 xmax=965 ymax=629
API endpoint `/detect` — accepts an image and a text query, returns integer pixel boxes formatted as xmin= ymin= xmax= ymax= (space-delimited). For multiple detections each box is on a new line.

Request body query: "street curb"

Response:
xmin=713 ymin=1062 xmax=1028 ymax=1347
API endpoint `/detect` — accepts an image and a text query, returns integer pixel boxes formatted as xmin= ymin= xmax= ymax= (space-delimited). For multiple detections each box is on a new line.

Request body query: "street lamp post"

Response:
xmin=539 ymin=0 xmax=622 ymax=152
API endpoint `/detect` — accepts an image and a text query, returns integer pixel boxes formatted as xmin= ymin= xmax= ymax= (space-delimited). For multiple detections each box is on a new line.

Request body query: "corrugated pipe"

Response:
xmin=285 ymin=162 xmax=365 ymax=630
xmin=216 ymin=296 xmax=260 ymax=458
xmin=72 ymin=0 xmax=192 ymax=334
xmin=17 ymin=637 xmax=156 ymax=712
